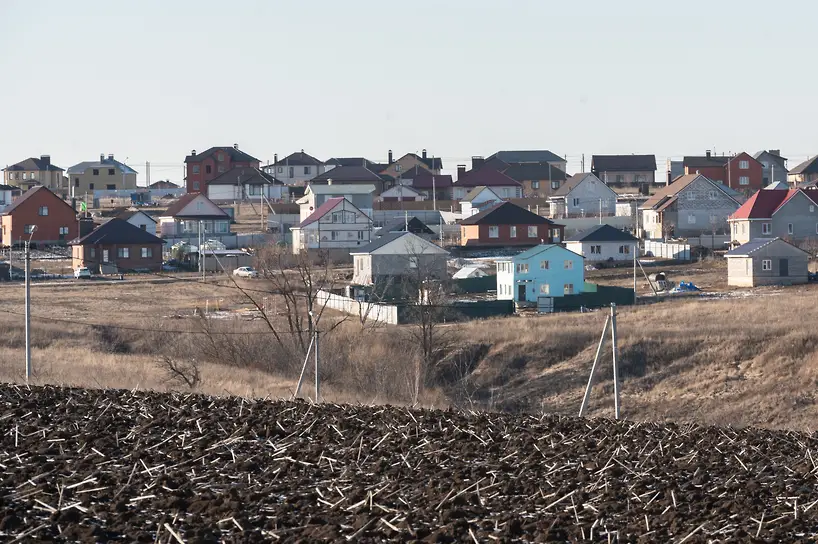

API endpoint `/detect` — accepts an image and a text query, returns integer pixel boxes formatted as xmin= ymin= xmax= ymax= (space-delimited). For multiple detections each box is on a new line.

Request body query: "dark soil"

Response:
xmin=2 ymin=384 xmax=818 ymax=542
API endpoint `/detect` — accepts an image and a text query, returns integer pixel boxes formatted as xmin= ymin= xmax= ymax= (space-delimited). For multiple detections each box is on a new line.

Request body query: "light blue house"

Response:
xmin=496 ymin=244 xmax=585 ymax=302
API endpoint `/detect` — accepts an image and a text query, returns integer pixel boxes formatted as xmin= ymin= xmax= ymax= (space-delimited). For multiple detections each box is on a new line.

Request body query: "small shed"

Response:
xmin=452 ymin=265 xmax=488 ymax=279
xmin=725 ymin=238 xmax=809 ymax=287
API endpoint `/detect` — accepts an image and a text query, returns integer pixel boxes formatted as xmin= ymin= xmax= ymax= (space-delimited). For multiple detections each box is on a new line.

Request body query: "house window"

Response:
xmin=686 ymin=191 xmax=695 ymax=201
xmin=762 ymin=222 xmax=771 ymax=234
xmin=739 ymin=176 xmax=750 ymax=186
xmin=24 ymin=225 xmax=35 ymax=234
xmin=59 ymin=226 xmax=68 ymax=235
xmin=331 ymin=231 xmax=339 ymax=241
xmin=38 ymin=206 xmax=48 ymax=216
xmin=539 ymin=284 xmax=550 ymax=295
xmin=289 ymin=167 xmax=294 ymax=178
xmin=22 ymin=173 xmax=27 ymax=180
xmin=551 ymin=181 xmax=559 ymax=190
xmin=193 ymin=182 xmax=200 ymax=191
xmin=528 ymin=226 xmax=537 ymax=238
xmin=89 ymin=183 xmax=94 ymax=190
xmin=89 ymin=248 xmax=96 ymax=258
xmin=140 ymin=225 xmax=146 ymax=230
xmin=215 ymin=222 xmax=228 ymax=233
xmin=277 ymin=167 xmax=283 ymax=173
xmin=742 ymin=223 xmax=747 ymax=234
xmin=811 ymin=206 xmax=815 ymax=213
xmin=531 ymin=181 xmax=539 ymax=190
xmin=615 ymin=175 xmax=624 ymax=184
xmin=488 ymin=226 xmax=499 ymax=238
xmin=540 ymin=260 xmax=549 ymax=269
xmin=106 ymin=184 xmax=115 ymax=190
xmin=92 ymin=169 xmax=99 ymax=176
xmin=739 ymin=160 xmax=749 ymax=169
xmin=218 ymin=166 xmax=225 ymax=173
xmin=762 ymin=259 xmax=772 ymax=271
xmin=564 ymin=260 xmax=573 ymax=270
xmin=564 ymin=283 xmax=575 ymax=295
xmin=304 ymin=167 xmax=311 ymax=175
xmin=572 ymin=198 xmax=580 ymax=206
xmin=117 ymin=247 xmax=130 ymax=258
xmin=502 ymin=188 xmax=510 ymax=198
xmin=142 ymin=247 xmax=152 ymax=258
xmin=192 ymin=165 xmax=200 ymax=174
xmin=217 ymin=153 xmax=224 ymax=162
xmin=708 ymin=190 xmax=717 ymax=200
xmin=205 ymin=165 xmax=212 ymax=174
xmin=762 ymin=161 xmax=769 ymax=169
xmin=108 ymin=169 xmax=115 ymax=175
xmin=590 ymin=245 xmax=601 ymax=254
xmin=788 ymin=223 xmax=794 ymax=235
xmin=516 ymin=263 xmax=529 ymax=274
xmin=409 ymin=257 xmax=418 ymax=269
xmin=619 ymin=245 xmax=630 ymax=254
xmin=635 ymin=174 xmax=647 ymax=183
xmin=688 ymin=214 xmax=696 ymax=224
xmin=331 ymin=212 xmax=341 ymax=223
xmin=510 ymin=226 xmax=517 ymax=238
xmin=102 ymin=250 xmax=109 ymax=262
xmin=357 ymin=231 xmax=365 ymax=240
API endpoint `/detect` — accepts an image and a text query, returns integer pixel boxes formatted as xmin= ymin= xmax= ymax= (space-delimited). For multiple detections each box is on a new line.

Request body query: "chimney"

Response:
xmin=274 ymin=153 xmax=278 ymax=164
xmin=191 ymin=149 xmax=197 ymax=156
xmin=108 ymin=154 xmax=114 ymax=161
xmin=770 ymin=149 xmax=781 ymax=157
xmin=457 ymin=165 xmax=467 ymax=180
xmin=706 ymin=150 xmax=711 ymax=158
xmin=234 ymin=143 xmax=239 ymax=150
xmin=100 ymin=153 xmax=105 ymax=162
xmin=327 ymin=178 xmax=333 ymax=185
xmin=472 ymin=156 xmax=485 ymax=170
xmin=388 ymin=150 xmax=393 ymax=164
xmin=40 ymin=155 xmax=51 ymax=167
xmin=422 ymin=149 xmax=427 ymax=160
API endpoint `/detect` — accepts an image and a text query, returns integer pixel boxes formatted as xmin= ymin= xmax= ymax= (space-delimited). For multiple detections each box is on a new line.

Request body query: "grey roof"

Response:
xmin=324 ymin=157 xmax=378 ymax=169
xmin=307 ymin=184 xmax=376 ymax=195
xmin=790 ymin=156 xmax=818 ymax=176
xmin=725 ymin=237 xmax=807 ymax=257
xmin=488 ymin=150 xmax=564 ymax=164
xmin=116 ymin=210 xmax=157 ymax=223
xmin=4 ymin=157 xmax=64 ymax=172
xmin=461 ymin=201 xmax=557 ymax=226
xmin=185 ymin=146 xmax=259 ymax=164
xmin=207 ymin=167 xmax=282 ymax=186
xmin=566 ymin=224 xmax=638 ymax=243
xmin=310 ymin=166 xmax=382 ymax=183
xmin=380 ymin=217 xmax=435 ymax=235
xmin=591 ymin=154 xmax=656 ymax=172
xmin=351 ymin=232 xmax=408 ymax=254
xmin=67 ymin=157 xmax=137 ymax=175
xmin=72 ymin=218 xmax=164 ymax=246
xmin=551 ymin=173 xmax=614 ymax=197
xmin=277 ymin=151 xmax=323 ymax=166
xmin=500 ymin=162 xmax=568 ymax=182
xmin=0 ymin=184 xmax=18 ymax=191
xmin=753 ymin=150 xmax=788 ymax=163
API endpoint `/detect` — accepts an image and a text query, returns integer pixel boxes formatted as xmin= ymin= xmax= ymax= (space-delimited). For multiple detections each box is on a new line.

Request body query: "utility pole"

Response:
xmin=432 ymin=157 xmax=437 ymax=211
xmin=581 ymin=154 xmax=585 ymax=172
xmin=314 ymin=329 xmax=320 ymax=402
xmin=611 ymin=303 xmax=620 ymax=419
xmin=24 ymin=226 xmax=36 ymax=383
xmin=633 ymin=244 xmax=637 ymax=304
xmin=599 ymin=198 xmax=602 ymax=225
xmin=146 ymin=161 xmax=151 ymax=187
xmin=578 ymin=303 xmax=622 ymax=420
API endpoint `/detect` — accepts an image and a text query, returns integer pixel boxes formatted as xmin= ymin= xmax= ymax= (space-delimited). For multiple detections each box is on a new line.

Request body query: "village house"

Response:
xmin=324 ymin=157 xmax=382 ymax=170
xmin=377 ymin=216 xmax=436 ymax=239
xmin=728 ymin=186 xmax=818 ymax=245
xmin=307 ymin=166 xmax=387 ymax=194
xmin=206 ymin=167 xmax=285 ymax=202
xmin=565 ymin=224 xmax=639 ymax=263
xmin=591 ymin=154 xmax=657 ymax=185
xmin=0 ymin=185 xmax=22 ymax=212
xmin=682 ymin=151 xmax=763 ymax=195
xmin=486 ymin=150 xmax=567 ymax=173
xmin=460 ymin=202 xmax=564 ymax=247
xmin=158 ymin=193 xmax=231 ymax=238
xmin=380 ymin=149 xmax=442 ymax=179
xmin=753 ymin=150 xmax=788 ymax=185
xmin=296 ymin=183 xmax=376 ymax=222
xmin=452 ymin=165 xmax=522 ymax=201
xmin=66 ymin=154 xmax=137 ymax=197
xmin=184 ymin=145 xmax=260 ymax=194
xmin=495 ymin=244 xmax=585 ymax=303
xmin=116 ymin=210 xmax=157 ymax=233
xmin=460 ymin=186 xmax=502 ymax=218
xmin=0 ymin=186 xmax=78 ymax=246
xmin=379 ymin=184 xmax=425 ymax=202
xmin=71 ymin=218 xmax=165 ymax=273
xmin=290 ymin=197 xmax=372 ymax=253
xmin=725 ymin=238 xmax=809 ymax=287
xmin=263 ymin=151 xmax=325 ymax=185
xmin=788 ymin=156 xmax=818 ymax=186
xmin=149 ymin=180 xmax=180 ymax=190
xmin=351 ymin=232 xmax=448 ymax=286
xmin=548 ymin=173 xmax=618 ymax=219
xmin=640 ymin=174 xmax=741 ymax=239
xmin=400 ymin=169 xmax=454 ymax=202
xmin=3 ymin=155 xmax=67 ymax=193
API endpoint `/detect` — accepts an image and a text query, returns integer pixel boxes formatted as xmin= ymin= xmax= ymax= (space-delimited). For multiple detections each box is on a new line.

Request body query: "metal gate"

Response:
xmin=537 ymin=296 xmax=554 ymax=314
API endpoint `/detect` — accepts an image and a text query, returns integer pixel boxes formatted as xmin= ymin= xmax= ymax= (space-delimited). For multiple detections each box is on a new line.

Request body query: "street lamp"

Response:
xmin=25 ymin=225 xmax=37 ymax=383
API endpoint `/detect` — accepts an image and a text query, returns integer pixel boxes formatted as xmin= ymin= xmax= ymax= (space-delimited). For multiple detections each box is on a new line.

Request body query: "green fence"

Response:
xmin=553 ymin=284 xmax=635 ymax=312
xmin=396 ymin=299 xmax=513 ymax=323
xmin=454 ymin=275 xmax=496 ymax=293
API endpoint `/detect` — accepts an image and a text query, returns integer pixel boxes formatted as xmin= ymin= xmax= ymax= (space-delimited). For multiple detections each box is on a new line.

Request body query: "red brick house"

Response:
xmin=683 ymin=151 xmax=763 ymax=195
xmin=0 ymin=186 xmax=77 ymax=247
xmin=184 ymin=145 xmax=261 ymax=194
xmin=71 ymin=218 xmax=165 ymax=273
xmin=460 ymin=202 xmax=564 ymax=247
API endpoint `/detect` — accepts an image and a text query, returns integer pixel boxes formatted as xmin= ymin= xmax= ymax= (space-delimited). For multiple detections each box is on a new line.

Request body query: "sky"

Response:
xmin=1 ymin=0 xmax=816 ymax=184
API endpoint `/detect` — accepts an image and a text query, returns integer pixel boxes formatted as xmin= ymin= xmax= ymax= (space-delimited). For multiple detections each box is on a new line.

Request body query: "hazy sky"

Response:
xmin=1 ymin=0 xmax=816 ymax=183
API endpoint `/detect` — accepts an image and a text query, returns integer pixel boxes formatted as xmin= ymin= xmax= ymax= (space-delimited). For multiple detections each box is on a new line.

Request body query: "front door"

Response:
xmin=780 ymin=258 xmax=788 ymax=277
xmin=518 ymin=284 xmax=526 ymax=301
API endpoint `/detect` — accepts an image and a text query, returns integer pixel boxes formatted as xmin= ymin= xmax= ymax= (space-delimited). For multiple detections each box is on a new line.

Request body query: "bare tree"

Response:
xmin=156 ymin=356 xmax=201 ymax=389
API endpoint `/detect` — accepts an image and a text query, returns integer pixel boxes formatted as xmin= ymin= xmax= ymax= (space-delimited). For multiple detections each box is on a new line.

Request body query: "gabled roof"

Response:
xmin=487 ymin=150 xmax=564 ymax=164
xmin=2 ymin=186 xmax=74 ymax=215
xmin=591 ymin=154 xmax=656 ymax=172
xmin=729 ymin=189 xmax=791 ymax=220
xmin=456 ymin=167 xmax=522 ymax=188
xmin=116 ymin=209 xmax=157 ymax=223
xmin=324 ymin=157 xmax=377 ymax=169
xmin=382 ymin=184 xmax=423 ymax=197
xmin=753 ymin=150 xmax=788 ymax=162
xmin=4 ymin=157 xmax=64 ymax=172
xmin=790 ymin=156 xmax=818 ymax=176
xmin=551 ymin=173 xmax=614 ymax=197
xmin=298 ymin=197 xmax=369 ymax=228
xmin=351 ymin=231 xmax=447 ymax=255
xmin=505 ymin=243 xmax=583 ymax=262
xmin=162 ymin=193 xmax=229 ymax=218
xmin=72 ymin=218 xmax=164 ymax=246
xmin=462 ymin=186 xmax=501 ymax=202
xmin=683 ymin=155 xmax=730 ymax=169
xmin=185 ymin=146 xmax=259 ymax=164
xmin=394 ymin=165 xmax=430 ymax=179
xmin=207 ymin=166 xmax=282 ymax=186
xmin=0 ymin=184 xmax=19 ymax=191
xmin=725 ymin=237 xmax=808 ymax=257
xmin=381 ymin=217 xmax=435 ymax=235
xmin=67 ymin=157 xmax=137 ymax=175
xmin=641 ymin=174 xmax=738 ymax=210
xmin=149 ymin=180 xmax=180 ymax=189
xmin=460 ymin=201 xmax=556 ymax=226
xmin=277 ymin=151 xmax=323 ymax=166
xmin=764 ymin=181 xmax=788 ymax=190
xmin=306 ymin=184 xmax=376 ymax=195
xmin=499 ymin=162 xmax=568 ymax=182
xmin=310 ymin=166 xmax=382 ymax=183
xmin=404 ymin=153 xmax=442 ymax=171
xmin=566 ymin=224 xmax=638 ymax=243
xmin=410 ymin=173 xmax=453 ymax=189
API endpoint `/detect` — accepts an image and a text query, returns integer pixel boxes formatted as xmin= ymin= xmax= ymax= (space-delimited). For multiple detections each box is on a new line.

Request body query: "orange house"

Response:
xmin=0 ymin=186 xmax=78 ymax=247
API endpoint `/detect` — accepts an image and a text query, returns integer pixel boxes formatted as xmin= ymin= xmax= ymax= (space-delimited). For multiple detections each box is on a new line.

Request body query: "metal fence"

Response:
xmin=643 ymin=240 xmax=691 ymax=261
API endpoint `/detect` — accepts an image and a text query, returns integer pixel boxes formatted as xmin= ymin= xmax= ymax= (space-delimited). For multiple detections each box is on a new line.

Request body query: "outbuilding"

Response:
xmin=565 ymin=224 xmax=639 ymax=263
xmin=725 ymin=237 xmax=809 ymax=287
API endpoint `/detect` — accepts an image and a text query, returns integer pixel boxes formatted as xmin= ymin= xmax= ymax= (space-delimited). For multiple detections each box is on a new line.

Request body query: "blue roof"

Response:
xmin=724 ymin=237 xmax=807 ymax=256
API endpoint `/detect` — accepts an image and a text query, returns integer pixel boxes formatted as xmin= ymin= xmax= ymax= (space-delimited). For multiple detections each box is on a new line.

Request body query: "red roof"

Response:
xmin=300 ymin=197 xmax=345 ymax=227
xmin=729 ymin=188 xmax=818 ymax=220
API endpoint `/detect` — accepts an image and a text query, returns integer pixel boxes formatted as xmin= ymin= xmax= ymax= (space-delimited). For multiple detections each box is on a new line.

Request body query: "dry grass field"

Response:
xmin=1 ymin=259 xmax=817 ymax=431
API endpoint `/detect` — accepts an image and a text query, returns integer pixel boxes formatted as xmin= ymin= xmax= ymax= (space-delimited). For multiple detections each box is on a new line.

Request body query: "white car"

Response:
xmin=233 ymin=266 xmax=258 ymax=278
xmin=74 ymin=267 xmax=91 ymax=279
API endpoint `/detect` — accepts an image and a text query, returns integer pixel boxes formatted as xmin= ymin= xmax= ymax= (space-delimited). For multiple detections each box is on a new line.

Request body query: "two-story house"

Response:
xmin=460 ymin=202 xmax=564 ymax=247
xmin=3 ymin=155 xmax=67 ymax=193
xmin=460 ymin=186 xmax=502 ymax=218
xmin=548 ymin=173 xmax=618 ymax=219
xmin=565 ymin=224 xmax=639 ymax=263
xmin=307 ymin=166 xmax=387 ymax=195
xmin=591 ymin=155 xmax=657 ymax=185
xmin=67 ymin=154 xmax=137 ymax=196
xmin=486 ymin=150 xmax=567 ymax=173
xmin=398 ymin=168 xmax=454 ymax=202
xmin=290 ymin=197 xmax=372 ymax=253
xmin=0 ymin=186 xmax=78 ymax=246
xmin=753 ymin=150 xmax=788 ymax=186
xmin=158 ymin=193 xmax=231 ymax=238
xmin=452 ymin=165 xmax=522 ymax=201
xmin=380 ymin=149 xmax=442 ymax=179
xmin=184 ymin=145 xmax=260 ymax=194
xmin=296 ymin=183 xmax=376 ymax=222
xmin=495 ymin=244 xmax=585 ymax=303
xmin=640 ymin=174 xmax=741 ymax=239
xmin=206 ymin=167 xmax=285 ymax=203
xmin=683 ymin=151 xmax=763 ymax=195
xmin=263 ymin=151 xmax=325 ymax=185
xmin=0 ymin=185 xmax=21 ymax=213
xmin=728 ymin=187 xmax=818 ymax=245
xmin=351 ymin=232 xmax=448 ymax=286
xmin=788 ymin=156 xmax=818 ymax=186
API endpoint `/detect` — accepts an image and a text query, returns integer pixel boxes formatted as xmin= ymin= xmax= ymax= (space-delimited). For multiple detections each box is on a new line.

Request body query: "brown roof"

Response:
xmin=161 ymin=193 xmax=229 ymax=219
xmin=641 ymin=174 xmax=701 ymax=209
xmin=2 ymin=186 xmax=74 ymax=215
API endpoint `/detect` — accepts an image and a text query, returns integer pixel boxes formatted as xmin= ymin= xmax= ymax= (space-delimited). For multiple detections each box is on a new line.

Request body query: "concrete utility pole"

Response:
xmin=24 ymin=225 xmax=37 ymax=383
xmin=578 ymin=303 xmax=622 ymax=420
xmin=314 ymin=329 xmax=320 ymax=402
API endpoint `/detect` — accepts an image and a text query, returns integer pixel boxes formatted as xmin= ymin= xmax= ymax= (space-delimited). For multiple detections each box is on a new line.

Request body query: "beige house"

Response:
xmin=380 ymin=150 xmax=441 ymax=179
xmin=66 ymin=154 xmax=137 ymax=196
xmin=725 ymin=238 xmax=808 ymax=287
xmin=2 ymin=155 xmax=67 ymax=193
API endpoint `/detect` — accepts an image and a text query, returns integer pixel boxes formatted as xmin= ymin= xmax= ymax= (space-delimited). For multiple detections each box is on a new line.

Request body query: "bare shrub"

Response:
xmin=91 ymin=325 xmax=131 ymax=354
xmin=156 ymin=355 xmax=201 ymax=389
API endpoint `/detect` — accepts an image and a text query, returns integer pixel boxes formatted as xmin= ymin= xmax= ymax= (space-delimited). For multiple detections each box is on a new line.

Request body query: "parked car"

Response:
xmin=233 ymin=266 xmax=258 ymax=278
xmin=74 ymin=267 xmax=91 ymax=279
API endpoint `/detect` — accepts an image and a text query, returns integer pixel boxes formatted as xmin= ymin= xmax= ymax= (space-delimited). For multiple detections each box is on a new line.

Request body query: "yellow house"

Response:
xmin=2 ymin=155 xmax=67 ymax=193
xmin=380 ymin=150 xmax=442 ymax=179
xmin=66 ymin=154 xmax=137 ymax=196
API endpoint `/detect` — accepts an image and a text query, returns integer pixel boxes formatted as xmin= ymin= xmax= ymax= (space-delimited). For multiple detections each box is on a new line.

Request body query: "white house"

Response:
xmin=207 ymin=167 xmax=284 ymax=202
xmin=262 ymin=151 xmax=326 ymax=185
xmin=379 ymin=184 xmax=425 ymax=202
xmin=290 ymin=197 xmax=372 ymax=253
xmin=158 ymin=193 xmax=231 ymax=237
xmin=116 ymin=210 xmax=157 ymax=233
xmin=351 ymin=232 xmax=449 ymax=285
xmin=460 ymin=186 xmax=502 ymax=218
xmin=0 ymin=184 xmax=20 ymax=212
xmin=495 ymin=244 xmax=585 ymax=303
xmin=297 ymin=183 xmax=376 ymax=222
xmin=548 ymin=173 xmax=618 ymax=219
xmin=564 ymin=224 xmax=639 ymax=263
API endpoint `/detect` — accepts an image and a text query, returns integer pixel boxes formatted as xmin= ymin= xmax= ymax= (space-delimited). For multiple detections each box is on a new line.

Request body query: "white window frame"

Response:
xmin=331 ymin=230 xmax=339 ymax=241
xmin=762 ymin=222 xmax=771 ymax=234
xmin=686 ymin=191 xmax=696 ymax=201
xmin=38 ymin=206 xmax=48 ymax=216
xmin=540 ymin=260 xmax=549 ymax=270
xmin=516 ymin=263 xmax=529 ymax=274
xmin=509 ymin=226 xmax=517 ymax=238
xmin=762 ymin=259 xmax=772 ymax=271
xmin=788 ymin=223 xmax=794 ymax=235
xmin=539 ymin=284 xmax=550 ymax=295
xmin=564 ymin=260 xmax=573 ymax=270
xmin=739 ymin=160 xmax=749 ymax=170
xmin=528 ymin=226 xmax=537 ymax=238
xmin=708 ymin=190 xmax=717 ymax=200
xmin=564 ymin=283 xmax=574 ymax=295
xmin=141 ymin=247 xmax=152 ymax=258
xmin=59 ymin=226 xmax=69 ymax=235
xmin=117 ymin=247 xmax=129 ymax=258
xmin=739 ymin=176 xmax=750 ymax=186
xmin=531 ymin=180 xmax=540 ymax=190
xmin=688 ymin=214 xmax=696 ymax=224
xmin=488 ymin=226 xmax=499 ymax=238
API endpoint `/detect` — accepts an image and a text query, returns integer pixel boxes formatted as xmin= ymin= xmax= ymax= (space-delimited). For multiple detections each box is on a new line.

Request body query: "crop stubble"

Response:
xmin=2 ymin=385 xmax=818 ymax=542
